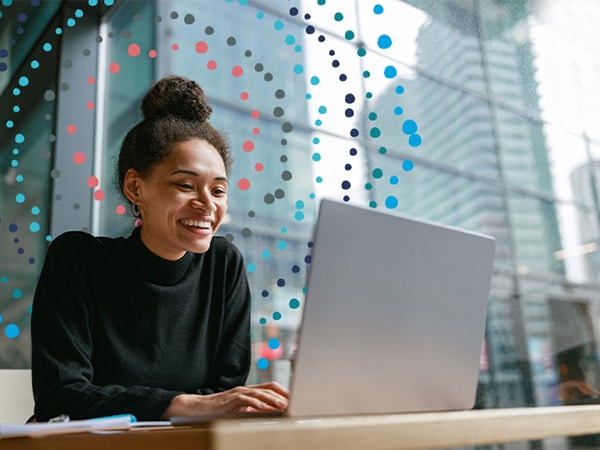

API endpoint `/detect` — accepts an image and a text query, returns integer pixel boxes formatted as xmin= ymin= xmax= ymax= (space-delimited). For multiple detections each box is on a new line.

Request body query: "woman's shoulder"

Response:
xmin=48 ymin=230 xmax=126 ymax=259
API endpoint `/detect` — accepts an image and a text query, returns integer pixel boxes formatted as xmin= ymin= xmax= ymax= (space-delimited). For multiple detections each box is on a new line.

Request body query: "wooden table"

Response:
xmin=3 ymin=405 xmax=600 ymax=449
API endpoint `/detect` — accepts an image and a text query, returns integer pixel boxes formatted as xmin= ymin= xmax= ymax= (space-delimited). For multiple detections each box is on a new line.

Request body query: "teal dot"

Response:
xmin=259 ymin=317 xmax=267 ymax=325
xmin=88 ymin=0 xmax=98 ymax=5
xmin=310 ymin=76 xmax=320 ymax=85
xmin=15 ymin=133 xmax=25 ymax=143
xmin=256 ymin=11 xmax=264 ymax=19
xmin=6 ymin=120 xmax=13 ymax=128
xmin=18 ymin=76 xmax=29 ymax=87
xmin=67 ymin=18 xmax=76 ymax=27
xmin=0 ymin=314 xmax=2 ymax=323
xmin=12 ymin=289 xmax=22 ymax=299
xmin=315 ymin=176 xmax=323 ymax=183
xmin=30 ymin=60 xmax=40 ymax=69
xmin=357 ymin=47 xmax=367 ymax=57
xmin=274 ymin=20 xmax=284 ymax=30
xmin=12 ymin=87 xmax=21 ymax=96
xmin=363 ymin=70 xmax=371 ymax=78
xmin=5 ymin=324 xmax=19 ymax=339
xmin=75 ymin=8 xmax=84 ymax=18
xmin=403 ymin=160 xmax=414 ymax=171
xmin=293 ymin=64 xmax=304 ymax=74
xmin=30 ymin=222 xmax=40 ymax=232
xmin=262 ymin=250 xmax=271 ymax=258
xmin=312 ymin=153 xmax=321 ymax=162
xmin=295 ymin=200 xmax=305 ymax=209
xmin=366 ymin=92 xmax=373 ymax=99
xmin=272 ymin=311 xmax=282 ymax=320
xmin=277 ymin=240 xmax=287 ymax=250
xmin=409 ymin=134 xmax=422 ymax=147
xmin=16 ymin=174 xmax=23 ymax=182
xmin=345 ymin=30 xmax=355 ymax=40
xmin=43 ymin=42 xmax=53 ymax=52
xmin=369 ymin=201 xmax=378 ymax=208
xmin=334 ymin=12 xmax=343 ymax=21
xmin=268 ymin=338 xmax=280 ymax=350
xmin=11 ymin=160 xmax=19 ymax=168
xmin=257 ymin=358 xmax=269 ymax=370
xmin=368 ymin=112 xmax=378 ymax=120
xmin=289 ymin=298 xmax=300 ymax=309
xmin=372 ymin=168 xmax=383 ymax=179
xmin=318 ymin=105 xmax=327 ymax=114
xmin=281 ymin=226 xmax=288 ymax=233
xmin=385 ymin=196 xmax=399 ymax=209
xmin=285 ymin=34 xmax=295 ymax=45
xmin=12 ymin=105 xmax=20 ymax=112
xmin=365 ymin=182 xmax=373 ymax=190
xmin=294 ymin=45 xmax=302 ymax=53
xmin=305 ymin=93 xmax=312 ymax=99
xmin=1 ymin=276 xmax=7 ymax=283
xmin=247 ymin=263 xmax=256 ymax=273
xmin=369 ymin=127 xmax=381 ymax=138
xmin=55 ymin=27 xmax=63 ymax=35
xmin=104 ymin=0 xmax=115 ymax=6
xmin=378 ymin=146 xmax=387 ymax=154
xmin=294 ymin=211 xmax=305 ymax=221
xmin=31 ymin=206 xmax=40 ymax=215
xmin=16 ymin=193 xmax=25 ymax=203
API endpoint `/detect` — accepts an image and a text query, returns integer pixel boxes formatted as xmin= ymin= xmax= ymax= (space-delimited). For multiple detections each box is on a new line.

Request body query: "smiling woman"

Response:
xmin=29 ymin=75 xmax=289 ymax=422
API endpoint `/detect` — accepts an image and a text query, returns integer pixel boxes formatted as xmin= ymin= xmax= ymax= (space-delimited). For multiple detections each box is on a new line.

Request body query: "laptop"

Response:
xmin=173 ymin=198 xmax=496 ymax=422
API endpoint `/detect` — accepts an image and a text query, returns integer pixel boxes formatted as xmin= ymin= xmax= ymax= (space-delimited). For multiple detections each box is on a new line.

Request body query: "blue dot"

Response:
xmin=385 ymin=196 xmax=399 ymax=209
xmin=390 ymin=176 xmax=399 ymax=185
xmin=12 ymin=289 xmax=22 ymax=299
xmin=0 ymin=314 xmax=2 ymax=323
xmin=396 ymin=85 xmax=405 ymax=94
xmin=394 ymin=106 xmax=403 ymax=115
xmin=289 ymin=298 xmax=301 ymax=309
xmin=402 ymin=119 xmax=418 ymax=134
xmin=374 ymin=4 xmax=384 ymax=14
xmin=384 ymin=66 xmax=397 ymax=79
xmin=285 ymin=34 xmax=295 ymax=45
xmin=312 ymin=137 xmax=320 ymax=144
xmin=409 ymin=134 xmax=422 ymax=147
xmin=274 ymin=20 xmax=284 ymax=30
xmin=312 ymin=153 xmax=321 ymax=162
xmin=281 ymin=226 xmax=288 ymax=233
xmin=294 ymin=211 xmax=305 ymax=221
xmin=268 ymin=338 xmax=280 ymax=350
xmin=67 ymin=17 xmax=76 ymax=27
xmin=272 ymin=311 xmax=282 ymax=320
xmin=5 ymin=324 xmax=19 ymax=339
xmin=15 ymin=133 xmax=25 ymax=143
xmin=75 ymin=8 xmax=84 ymax=18
xmin=377 ymin=34 xmax=392 ymax=49
xmin=16 ymin=193 xmax=25 ymax=203
xmin=318 ymin=105 xmax=327 ymax=114
xmin=31 ymin=206 xmax=40 ymax=215
xmin=295 ymin=200 xmax=305 ymax=209
xmin=293 ymin=64 xmax=304 ymax=74
xmin=403 ymin=160 xmax=414 ymax=171
xmin=277 ymin=240 xmax=287 ymax=250
xmin=43 ymin=42 xmax=52 ymax=52
xmin=29 ymin=222 xmax=40 ymax=232
xmin=257 ymin=358 xmax=269 ymax=370
xmin=247 ymin=263 xmax=256 ymax=273
xmin=262 ymin=250 xmax=271 ymax=258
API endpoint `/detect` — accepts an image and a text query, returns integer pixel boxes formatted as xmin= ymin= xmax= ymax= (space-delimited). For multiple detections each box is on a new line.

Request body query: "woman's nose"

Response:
xmin=191 ymin=196 xmax=213 ymax=214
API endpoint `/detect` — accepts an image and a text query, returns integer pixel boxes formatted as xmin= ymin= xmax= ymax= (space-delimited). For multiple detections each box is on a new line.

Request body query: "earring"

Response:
xmin=131 ymin=203 xmax=141 ymax=217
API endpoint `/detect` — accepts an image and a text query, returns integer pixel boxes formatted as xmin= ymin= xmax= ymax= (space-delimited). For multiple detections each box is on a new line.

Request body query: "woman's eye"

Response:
xmin=177 ymin=183 xmax=194 ymax=190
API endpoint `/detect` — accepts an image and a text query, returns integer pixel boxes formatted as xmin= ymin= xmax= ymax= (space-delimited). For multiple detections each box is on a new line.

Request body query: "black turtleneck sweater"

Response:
xmin=31 ymin=227 xmax=251 ymax=421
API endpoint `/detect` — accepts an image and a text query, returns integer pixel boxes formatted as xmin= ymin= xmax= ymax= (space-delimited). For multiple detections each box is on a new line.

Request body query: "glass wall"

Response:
xmin=3 ymin=1 xmax=600 ymax=442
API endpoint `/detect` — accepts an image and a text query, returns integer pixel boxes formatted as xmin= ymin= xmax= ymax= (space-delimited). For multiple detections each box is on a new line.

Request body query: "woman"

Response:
xmin=31 ymin=75 xmax=289 ymax=421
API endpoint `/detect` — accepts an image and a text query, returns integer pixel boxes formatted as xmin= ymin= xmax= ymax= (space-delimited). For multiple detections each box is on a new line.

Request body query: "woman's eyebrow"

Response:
xmin=170 ymin=169 xmax=228 ymax=182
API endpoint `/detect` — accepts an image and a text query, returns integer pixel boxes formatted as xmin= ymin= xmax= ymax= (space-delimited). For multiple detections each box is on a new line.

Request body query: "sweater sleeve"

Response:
xmin=31 ymin=232 xmax=182 ymax=421
xmin=198 ymin=240 xmax=252 ymax=394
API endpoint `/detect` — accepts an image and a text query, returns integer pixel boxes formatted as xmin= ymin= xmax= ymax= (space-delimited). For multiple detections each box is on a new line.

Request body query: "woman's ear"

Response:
xmin=123 ymin=169 xmax=142 ymax=204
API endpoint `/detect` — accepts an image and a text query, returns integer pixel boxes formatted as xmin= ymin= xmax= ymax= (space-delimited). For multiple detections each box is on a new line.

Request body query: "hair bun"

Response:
xmin=141 ymin=75 xmax=213 ymax=122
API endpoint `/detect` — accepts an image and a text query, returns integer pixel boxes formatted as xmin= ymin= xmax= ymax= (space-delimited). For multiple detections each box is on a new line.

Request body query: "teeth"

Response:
xmin=181 ymin=219 xmax=211 ymax=228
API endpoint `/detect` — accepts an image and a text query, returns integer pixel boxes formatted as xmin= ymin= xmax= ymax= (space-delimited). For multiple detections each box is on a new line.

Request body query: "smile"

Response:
xmin=180 ymin=219 xmax=211 ymax=229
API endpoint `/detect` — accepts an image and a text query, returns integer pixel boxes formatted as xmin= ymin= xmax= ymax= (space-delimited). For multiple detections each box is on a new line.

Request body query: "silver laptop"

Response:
xmin=173 ymin=198 xmax=495 ymax=423
xmin=286 ymin=198 xmax=495 ymax=417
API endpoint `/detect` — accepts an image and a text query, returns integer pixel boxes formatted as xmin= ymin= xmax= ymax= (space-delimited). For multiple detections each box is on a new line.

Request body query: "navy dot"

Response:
xmin=345 ymin=164 xmax=352 ymax=170
xmin=289 ymin=7 xmax=298 ymax=16
xmin=318 ymin=35 xmax=325 ymax=42
xmin=343 ymin=195 xmax=350 ymax=202
xmin=341 ymin=180 xmax=351 ymax=190
xmin=306 ymin=25 xmax=315 ymax=34
xmin=329 ymin=50 xmax=335 ymax=56
xmin=345 ymin=93 xmax=355 ymax=103
xmin=261 ymin=290 xmax=270 ymax=297
xmin=277 ymin=278 xmax=286 ymax=287
xmin=349 ymin=148 xmax=357 ymax=156
xmin=304 ymin=13 xmax=311 ymax=20
xmin=350 ymin=128 xmax=359 ymax=137
xmin=305 ymin=255 xmax=312 ymax=264
xmin=332 ymin=60 xmax=340 ymax=68
xmin=307 ymin=241 xmax=314 ymax=248
xmin=291 ymin=265 xmax=300 ymax=273
xmin=339 ymin=74 xmax=347 ymax=81
xmin=345 ymin=108 xmax=354 ymax=117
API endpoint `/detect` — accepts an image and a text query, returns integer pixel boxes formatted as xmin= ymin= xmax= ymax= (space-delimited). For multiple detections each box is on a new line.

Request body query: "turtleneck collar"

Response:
xmin=125 ymin=227 xmax=194 ymax=286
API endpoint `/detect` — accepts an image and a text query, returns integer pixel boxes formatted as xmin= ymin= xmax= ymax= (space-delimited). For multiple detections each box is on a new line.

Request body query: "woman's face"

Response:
xmin=125 ymin=138 xmax=228 ymax=260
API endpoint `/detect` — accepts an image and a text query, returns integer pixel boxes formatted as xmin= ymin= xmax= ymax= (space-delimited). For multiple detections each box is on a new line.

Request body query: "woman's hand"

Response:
xmin=163 ymin=382 xmax=290 ymax=419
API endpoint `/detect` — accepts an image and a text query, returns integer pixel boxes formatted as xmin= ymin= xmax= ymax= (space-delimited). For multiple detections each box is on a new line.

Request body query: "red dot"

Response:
xmin=243 ymin=140 xmax=255 ymax=152
xmin=171 ymin=43 xmax=179 ymax=51
xmin=240 ymin=91 xmax=249 ymax=100
xmin=67 ymin=124 xmax=77 ymax=134
xmin=232 ymin=65 xmax=243 ymax=77
xmin=116 ymin=205 xmax=126 ymax=215
xmin=252 ymin=127 xmax=260 ymax=135
xmin=237 ymin=178 xmax=251 ymax=191
xmin=86 ymin=102 xmax=94 ymax=110
xmin=251 ymin=110 xmax=260 ymax=118
xmin=255 ymin=163 xmax=264 ymax=172
xmin=128 ymin=43 xmax=141 ymax=57
xmin=87 ymin=77 xmax=95 ymax=84
xmin=73 ymin=152 xmax=86 ymax=165
xmin=87 ymin=176 xmax=99 ymax=188
xmin=195 ymin=41 xmax=208 ymax=53
xmin=109 ymin=62 xmax=120 ymax=73
xmin=94 ymin=190 xmax=105 ymax=201
xmin=207 ymin=60 xmax=217 ymax=70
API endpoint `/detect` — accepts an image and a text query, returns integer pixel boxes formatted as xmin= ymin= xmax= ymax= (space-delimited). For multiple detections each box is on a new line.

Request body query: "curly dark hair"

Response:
xmin=117 ymin=75 xmax=232 ymax=198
